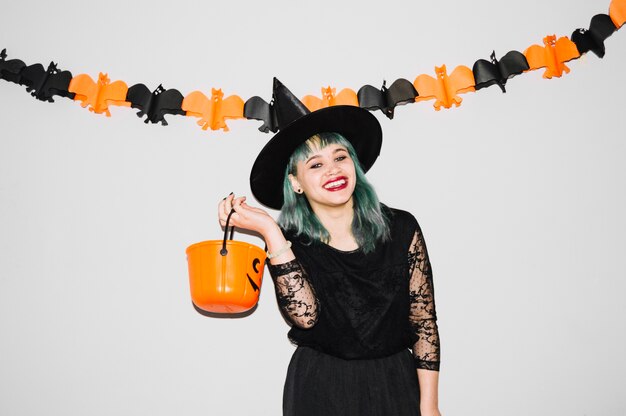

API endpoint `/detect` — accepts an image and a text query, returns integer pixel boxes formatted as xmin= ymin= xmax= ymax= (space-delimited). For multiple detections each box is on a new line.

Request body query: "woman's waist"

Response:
xmin=292 ymin=344 xmax=412 ymax=363
xmin=289 ymin=334 xmax=411 ymax=361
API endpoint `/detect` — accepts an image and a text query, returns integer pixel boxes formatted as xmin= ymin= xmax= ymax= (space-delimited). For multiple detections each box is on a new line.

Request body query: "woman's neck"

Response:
xmin=311 ymin=199 xmax=359 ymax=250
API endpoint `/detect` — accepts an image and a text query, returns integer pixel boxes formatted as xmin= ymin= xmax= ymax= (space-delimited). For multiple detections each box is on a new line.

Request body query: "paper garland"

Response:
xmin=1 ymin=0 xmax=625 ymax=134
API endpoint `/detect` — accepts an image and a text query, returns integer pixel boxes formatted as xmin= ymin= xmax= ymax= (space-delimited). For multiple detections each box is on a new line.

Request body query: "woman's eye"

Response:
xmin=310 ymin=163 xmax=322 ymax=169
xmin=336 ymin=155 xmax=347 ymax=162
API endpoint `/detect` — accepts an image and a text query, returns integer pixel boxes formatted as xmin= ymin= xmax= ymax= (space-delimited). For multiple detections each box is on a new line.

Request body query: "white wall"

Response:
xmin=1 ymin=0 xmax=625 ymax=415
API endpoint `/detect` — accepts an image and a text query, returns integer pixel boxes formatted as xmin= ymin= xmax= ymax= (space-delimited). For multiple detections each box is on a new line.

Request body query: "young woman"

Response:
xmin=217 ymin=80 xmax=441 ymax=416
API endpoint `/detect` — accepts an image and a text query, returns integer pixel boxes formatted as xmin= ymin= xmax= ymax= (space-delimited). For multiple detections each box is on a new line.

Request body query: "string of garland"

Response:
xmin=1 ymin=0 xmax=624 ymax=134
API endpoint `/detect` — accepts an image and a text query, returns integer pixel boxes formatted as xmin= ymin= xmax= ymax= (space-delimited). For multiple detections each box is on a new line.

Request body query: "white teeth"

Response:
xmin=324 ymin=179 xmax=346 ymax=189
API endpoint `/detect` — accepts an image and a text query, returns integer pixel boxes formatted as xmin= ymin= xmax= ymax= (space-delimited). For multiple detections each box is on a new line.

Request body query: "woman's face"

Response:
xmin=289 ymin=141 xmax=357 ymax=212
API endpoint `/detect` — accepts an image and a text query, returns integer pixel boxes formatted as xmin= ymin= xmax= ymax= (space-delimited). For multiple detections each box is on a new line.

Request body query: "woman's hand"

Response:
xmin=217 ymin=193 xmax=278 ymax=238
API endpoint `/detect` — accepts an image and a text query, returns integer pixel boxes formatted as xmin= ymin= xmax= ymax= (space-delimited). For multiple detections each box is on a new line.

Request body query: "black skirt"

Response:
xmin=283 ymin=346 xmax=421 ymax=416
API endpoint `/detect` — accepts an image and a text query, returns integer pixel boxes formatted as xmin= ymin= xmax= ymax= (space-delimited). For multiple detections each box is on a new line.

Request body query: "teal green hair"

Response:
xmin=278 ymin=132 xmax=390 ymax=253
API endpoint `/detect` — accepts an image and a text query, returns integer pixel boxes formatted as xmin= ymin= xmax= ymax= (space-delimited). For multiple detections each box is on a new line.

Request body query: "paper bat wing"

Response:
xmin=588 ymin=14 xmax=617 ymax=57
xmin=366 ymin=79 xmax=417 ymax=118
xmin=153 ymin=89 xmax=184 ymax=125
xmin=182 ymin=91 xmax=211 ymax=129
xmin=220 ymin=95 xmax=244 ymax=118
xmin=0 ymin=50 xmax=26 ymax=83
xmin=333 ymin=88 xmax=359 ymax=106
xmin=472 ymin=59 xmax=500 ymax=91
xmin=571 ymin=29 xmax=594 ymax=56
xmin=244 ymin=96 xmax=277 ymax=133
xmin=43 ymin=70 xmax=74 ymax=101
xmin=610 ymin=0 xmax=626 ymax=28
xmin=498 ymin=50 xmax=529 ymax=79
xmin=302 ymin=95 xmax=323 ymax=111
xmin=18 ymin=63 xmax=46 ymax=92
xmin=357 ymin=85 xmax=386 ymax=111
xmin=555 ymin=37 xmax=581 ymax=63
xmin=102 ymin=80 xmax=130 ymax=107
xmin=69 ymin=74 xmax=98 ymax=107
xmin=385 ymin=78 xmax=418 ymax=109
xmin=182 ymin=91 xmax=209 ymax=116
xmin=448 ymin=65 xmax=475 ymax=95
xmin=523 ymin=44 xmax=547 ymax=70
xmin=156 ymin=89 xmax=184 ymax=112
xmin=413 ymin=74 xmax=440 ymax=103
xmin=126 ymin=83 xmax=153 ymax=116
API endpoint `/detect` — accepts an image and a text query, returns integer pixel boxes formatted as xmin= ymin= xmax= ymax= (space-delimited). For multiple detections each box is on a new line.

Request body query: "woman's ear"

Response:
xmin=288 ymin=174 xmax=302 ymax=194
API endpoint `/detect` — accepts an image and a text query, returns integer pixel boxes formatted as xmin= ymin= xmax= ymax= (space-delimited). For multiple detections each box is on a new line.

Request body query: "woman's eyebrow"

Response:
xmin=305 ymin=148 xmax=348 ymax=164
xmin=305 ymin=154 xmax=321 ymax=164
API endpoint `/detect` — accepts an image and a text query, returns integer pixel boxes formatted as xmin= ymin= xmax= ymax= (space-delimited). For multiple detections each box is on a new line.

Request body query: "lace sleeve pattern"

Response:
xmin=408 ymin=225 xmax=441 ymax=371
xmin=267 ymin=259 xmax=320 ymax=329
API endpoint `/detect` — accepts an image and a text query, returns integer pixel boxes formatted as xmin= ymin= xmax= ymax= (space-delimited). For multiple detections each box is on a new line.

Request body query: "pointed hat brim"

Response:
xmin=250 ymin=105 xmax=382 ymax=209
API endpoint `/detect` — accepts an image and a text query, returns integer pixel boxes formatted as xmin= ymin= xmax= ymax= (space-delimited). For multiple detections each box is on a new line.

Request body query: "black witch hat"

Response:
xmin=249 ymin=78 xmax=383 ymax=209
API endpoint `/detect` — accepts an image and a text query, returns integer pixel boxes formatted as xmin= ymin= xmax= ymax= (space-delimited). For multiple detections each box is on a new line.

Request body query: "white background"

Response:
xmin=1 ymin=0 xmax=625 ymax=414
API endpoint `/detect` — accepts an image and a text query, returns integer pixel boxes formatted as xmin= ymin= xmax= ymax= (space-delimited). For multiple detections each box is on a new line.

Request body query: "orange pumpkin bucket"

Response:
xmin=186 ymin=210 xmax=266 ymax=313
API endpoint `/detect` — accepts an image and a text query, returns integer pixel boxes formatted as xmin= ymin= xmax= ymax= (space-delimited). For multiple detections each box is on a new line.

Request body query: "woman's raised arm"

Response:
xmin=218 ymin=193 xmax=319 ymax=328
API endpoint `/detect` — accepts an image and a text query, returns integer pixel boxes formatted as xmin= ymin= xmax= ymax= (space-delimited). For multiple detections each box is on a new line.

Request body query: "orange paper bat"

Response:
xmin=524 ymin=35 xmax=580 ymax=79
xmin=610 ymin=0 xmax=626 ymax=28
xmin=301 ymin=86 xmax=358 ymax=111
xmin=182 ymin=89 xmax=244 ymax=131
xmin=413 ymin=65 xmax=475 ymax=110
xmin=69 ymin=73 xmax=130 ymax=116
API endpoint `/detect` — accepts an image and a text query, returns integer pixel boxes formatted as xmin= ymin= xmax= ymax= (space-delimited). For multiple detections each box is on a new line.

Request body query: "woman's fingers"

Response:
xmin=218 ymin=192 xmax=236 ymax=225
xmin=233 ymin=196 xmax=246 ymax=208
xmin=224 ymin=193 xmax=234 ymax=215
xmin=231 ymin=197 xmax=247 ymax=218
xmin=218 ymin=193 xmax=251 ymax=228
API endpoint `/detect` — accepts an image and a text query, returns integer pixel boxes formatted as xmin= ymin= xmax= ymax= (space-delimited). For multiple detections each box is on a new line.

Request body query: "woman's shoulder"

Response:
xmin=381 ymin=203 xmax=419 ymax=232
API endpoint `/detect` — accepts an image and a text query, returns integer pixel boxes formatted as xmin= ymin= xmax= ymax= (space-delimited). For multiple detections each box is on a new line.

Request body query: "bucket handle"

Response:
xmin=220 ymin=208 xmax=236 ymax=256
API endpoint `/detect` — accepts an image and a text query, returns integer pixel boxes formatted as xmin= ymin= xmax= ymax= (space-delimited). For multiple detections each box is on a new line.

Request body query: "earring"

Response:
xmin=296 ymin=188 xmax=302 ymax=194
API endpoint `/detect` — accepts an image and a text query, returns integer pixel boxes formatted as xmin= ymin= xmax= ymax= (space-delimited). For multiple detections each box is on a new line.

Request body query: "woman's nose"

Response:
xmin=326 ymin=163 xmax=340 ymax=176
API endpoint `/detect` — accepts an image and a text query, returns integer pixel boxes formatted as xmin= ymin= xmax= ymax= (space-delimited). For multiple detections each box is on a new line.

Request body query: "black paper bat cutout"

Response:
xmin=18 ymin=61 xmax=74 ymax=102
xmin=0 ymin=49 xmax=26 ymax=84
xmin=243 ymin=96 xmax=278 ymax=133
xmin=571 ymin=14 xmax=617 ymax=58
xmin=472 ymin=50 xmax=529 ymax=93
xmin=357 ymin=78 xmax=417 ymax=119
xmin=126 ymin=83 xmax=185 ymax=126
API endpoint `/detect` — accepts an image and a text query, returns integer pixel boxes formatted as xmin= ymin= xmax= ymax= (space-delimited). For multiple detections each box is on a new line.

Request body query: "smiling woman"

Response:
xmin=217 ymin=79 xmax=442 ymax=416
xmin=280 ymin=132 xmax=390 ymax=254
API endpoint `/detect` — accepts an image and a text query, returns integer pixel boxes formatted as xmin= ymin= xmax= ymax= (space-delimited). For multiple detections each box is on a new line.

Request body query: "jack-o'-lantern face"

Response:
xmin=246 ymin=257 xmax=263 ymax=292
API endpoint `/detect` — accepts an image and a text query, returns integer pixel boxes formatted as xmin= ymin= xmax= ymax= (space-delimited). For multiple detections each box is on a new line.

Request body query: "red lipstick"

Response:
xmin=323 ymin=176 xmax=348 ymax=191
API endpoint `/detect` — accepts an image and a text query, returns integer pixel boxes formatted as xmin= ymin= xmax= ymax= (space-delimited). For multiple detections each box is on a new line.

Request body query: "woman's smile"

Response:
xmin=323 ymin=176 xmax=348 ymax=191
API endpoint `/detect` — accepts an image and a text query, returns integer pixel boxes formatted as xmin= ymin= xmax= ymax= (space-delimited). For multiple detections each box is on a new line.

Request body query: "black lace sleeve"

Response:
xmin=408 ymin=224 xmax=441 ymax=371
xmin=267 ymin=259 xmax=320 ymax=329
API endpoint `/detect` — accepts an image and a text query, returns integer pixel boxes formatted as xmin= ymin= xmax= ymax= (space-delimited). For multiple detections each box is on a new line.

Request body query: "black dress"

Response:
xmin=267 ymin=206 xmax=440 ymax=416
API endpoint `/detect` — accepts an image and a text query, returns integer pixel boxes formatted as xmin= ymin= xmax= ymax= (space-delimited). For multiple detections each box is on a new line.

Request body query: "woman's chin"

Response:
xmin=309 ymin=192 xmax=354 ymax=210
